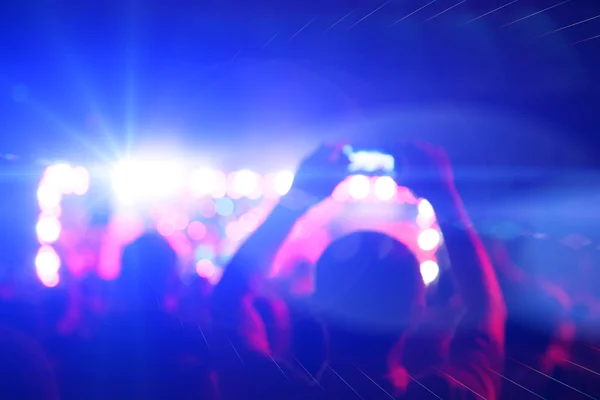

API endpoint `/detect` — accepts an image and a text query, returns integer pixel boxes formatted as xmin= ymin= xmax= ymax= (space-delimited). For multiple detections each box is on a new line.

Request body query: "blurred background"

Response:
xmin=1 ymin=3 xmax=600 ymax=400
xmin=0 ymin=0 xmax=599 ymax=296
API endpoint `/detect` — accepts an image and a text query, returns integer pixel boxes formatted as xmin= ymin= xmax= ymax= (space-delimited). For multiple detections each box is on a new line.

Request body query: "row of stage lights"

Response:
xmin=35 ymin=162 xmax=441 ymax=288
xmin=35 ymin=164 xmax=90 ymax=287
xmin=111 ymin=162 xmax=404 ymax=205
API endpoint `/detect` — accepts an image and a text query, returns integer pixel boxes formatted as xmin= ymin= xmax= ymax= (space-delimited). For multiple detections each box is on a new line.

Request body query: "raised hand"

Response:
xmin=394 ymin=142 xmax=456 ymax=208
xmin=288 ymin=143 xmax=349 ymax=206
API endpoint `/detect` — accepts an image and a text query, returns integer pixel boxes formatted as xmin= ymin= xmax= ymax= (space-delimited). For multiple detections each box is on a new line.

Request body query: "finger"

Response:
xmin=330 ymin=145 xmax=350 ymax=176
xmin=326 ymin=142 xmax=347 ymax=163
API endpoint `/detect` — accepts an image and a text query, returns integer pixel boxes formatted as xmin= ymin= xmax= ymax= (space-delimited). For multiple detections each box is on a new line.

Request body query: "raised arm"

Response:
xmin=436 ymin=195 xmax=506 ymax=331
xmin=401 ymin=143 xmax=505 ymax=336
xmin=212 ymin=144 xmax=349 ymax=355
xmin=398 ymin=144 xmax=506 ymax=399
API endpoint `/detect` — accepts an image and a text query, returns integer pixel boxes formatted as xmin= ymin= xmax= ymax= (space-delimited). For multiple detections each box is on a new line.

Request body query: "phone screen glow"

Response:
xmin=344 ymin=146 xmax=394 ymax=173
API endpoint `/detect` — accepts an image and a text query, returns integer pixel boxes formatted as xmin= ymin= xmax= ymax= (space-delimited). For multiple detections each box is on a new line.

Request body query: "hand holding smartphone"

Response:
xmin=343 ymin=145 xmax=395 ymax=175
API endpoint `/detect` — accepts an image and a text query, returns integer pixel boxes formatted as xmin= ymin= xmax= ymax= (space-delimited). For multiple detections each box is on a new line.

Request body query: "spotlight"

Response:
xmin=112 ymin=160 xmax=185 ymax=204
xmin=189 ymin=168 xmax=219 ymax=197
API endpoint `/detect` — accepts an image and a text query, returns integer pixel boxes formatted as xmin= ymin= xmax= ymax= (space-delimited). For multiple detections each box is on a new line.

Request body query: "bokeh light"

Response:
xmin=44 ymin=164 xmax=74 ymax=194
xmin=418 ymin=199 xmax=435 ymax=219
xmin=239 ymin=212 xmax=259 ymax=233
xmin=347 ymin=175 xmax=370 ymax=200
xmin=36 ymin=215 xmax=61 ymax=243
xmin=420 ymin=260 xmax=440 ymax=285
xmin=373 ymin=176 xmax=397 ymax=201
xmin=219 ymin=240 xmax=239 ymax=263
xmin=72 ymin=166 xmax=90 ymax=195
xmin=187 ymin=221 xmax=207 ymax=241
xmin=225 ymin=221 xmax=245 ymax=241
xmin=189 ymin=168 xmax=219 ymax=197
xmin=199 ymin=199 xmax=217 ymax=218
xmin=35 ymin=246 xmax=61 ymax=277
xmin=195 ymin=245 xmax=215 ymax=262
xmin=196 ymin=259 xmax=216 ymax=279
xmin=208 ymin=267 xmax=223 ymax=285
xmin=234 ymin=169 xmax=259 ymax=197
xmin=273 ymin=170 xmax=294 ymax=196
xmin=174 ymin=212 xmax=190 ymax=230
xmin=35 ymin=158 xmax=442 ymax=287
xmin=112 ymin=160 xmax=185 ymax=204
xmin=157 ymin=218 xmax=176 ymax=237
xmin=211 ymin=171 xmax=227 ymax=199
xmin=417 ymin=214 xmax=434 ymax=229
xmin=418 ymin=228 xmax=441 ymax=251
xmin=37 ymin=185 xmax=62 ymax=212
xmin=166 ymin=230 xmax=193 ymax=258
xmin=248 ymin=185 xmax=263 ymax=200
xmin=215 ymin=197 xmax=235 ymax=217
xmin=38 ymin=272 xmax=60 ymax=288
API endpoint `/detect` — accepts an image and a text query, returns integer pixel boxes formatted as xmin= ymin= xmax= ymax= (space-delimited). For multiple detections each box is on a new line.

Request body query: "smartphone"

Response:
xmin=343 ymin=145 xmax=395 ymax=174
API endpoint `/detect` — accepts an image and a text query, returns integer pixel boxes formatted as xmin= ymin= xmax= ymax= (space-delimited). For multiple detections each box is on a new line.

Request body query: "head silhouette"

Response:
xmin=119 ymin=232 xmax=178 ymax=304
xmin=312 ymin=231 xmax=425 ymax=340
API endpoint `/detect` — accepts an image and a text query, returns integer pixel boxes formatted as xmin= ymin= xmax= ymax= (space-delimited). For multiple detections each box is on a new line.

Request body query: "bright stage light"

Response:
xmin=239 ymin=212 xmax=259 ymax=233
xmin=373 ymin=176 xmax=397 ymax=201
xmin=196 ymin=259 xmax=216 ymax=279
xmin=418 ymin=228 xmax=441 ymax=251
xmin=420 ymin=260 xmax=440 ymax=285
xmin=38 ymin=272 xmax=60 ymax=288
xmin=72 ymin=166 xmax=90 ymax=195
xmin=216 ymin=197 xmax=235 ymax=217
xmin=233 ymin=169 xmax=259 ymax=197
xmin=35 ymin=245 xmax=61 ymax=288
xmin=418 ymin=199 xmax=435 ymax=219
xmin=112 ymin=160 xmax=185 ymax=204
xmin=36 ymin=215 xmax=61 ymax=243
xmin=225 ymin=221 xmax=244 ymax=241
xmin=348 ymin=175 xmax=370 ymax=200
xmin=190 ymin=168 xmax=221 ymax=197
xmin=44 ymin=164 xmax=74 ymax=194
xmin=157 ymin=218 xmax=176 ymax=237
xmin=35 ymin=246 xmax=60 ymax=276
xmin=37 ymin=185 xmax=62 ymax=212
xmin=187 ymin=221 xmax=207 ymax=241
xmin=273 ymin=170 xmax=294 ymax=196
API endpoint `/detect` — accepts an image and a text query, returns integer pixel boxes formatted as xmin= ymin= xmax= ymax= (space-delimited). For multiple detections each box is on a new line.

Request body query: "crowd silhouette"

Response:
xmin=1 ymin=142 xmax=600 ymax=400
